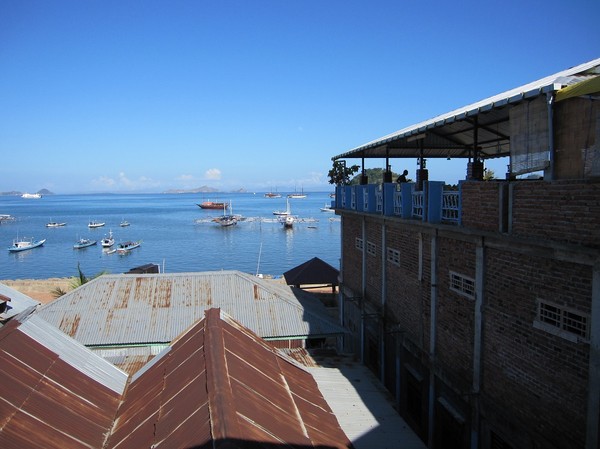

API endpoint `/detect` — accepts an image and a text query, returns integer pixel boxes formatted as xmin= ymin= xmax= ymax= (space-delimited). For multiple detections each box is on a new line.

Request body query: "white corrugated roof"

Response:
xmin=0 ymin=282 xmax=40 ymax=322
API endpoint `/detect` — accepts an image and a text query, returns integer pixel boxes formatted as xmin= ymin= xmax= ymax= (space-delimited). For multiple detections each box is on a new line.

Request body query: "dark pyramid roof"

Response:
xmin=283 ymin=257 xmax=339 ymax=287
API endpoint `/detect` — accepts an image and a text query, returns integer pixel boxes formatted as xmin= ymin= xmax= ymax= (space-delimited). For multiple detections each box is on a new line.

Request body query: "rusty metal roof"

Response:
xmin=36 ymin=270 xmax=346 ymax=347
xmin=2 ymin=308 xmax=353 ymax=448
xmin=0 ymin=312 xmax=125 ymax=449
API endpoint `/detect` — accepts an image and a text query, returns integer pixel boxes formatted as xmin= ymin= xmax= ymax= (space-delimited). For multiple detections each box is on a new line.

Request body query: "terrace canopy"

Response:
xmin=331 ymin=58 xmax=600 ymax=178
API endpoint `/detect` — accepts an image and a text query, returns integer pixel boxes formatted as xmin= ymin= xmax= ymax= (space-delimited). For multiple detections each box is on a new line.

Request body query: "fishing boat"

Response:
xmin=8 ymin=237 xmax=46 ymax=252
xmin=101 ymin=230 xmax=115 ymax=248
xmin=116 ymin=240 xmax=141 ymax=253
xmin=198 ymin=201 xmax=228 ymax=210
xmin=73 ymin=238 xmax=97 ymax=249
xmin=213 ymin=201 xmax=238 ymax=227
xmin=88 ymin=220 xmax=105 ymax=228
xmin=46 ymin=221 xmax=67 ymax=227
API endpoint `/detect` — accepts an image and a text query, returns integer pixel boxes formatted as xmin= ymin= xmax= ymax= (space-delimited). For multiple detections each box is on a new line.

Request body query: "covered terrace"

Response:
xmin=330 ymin=58 xmax=600 ymax=226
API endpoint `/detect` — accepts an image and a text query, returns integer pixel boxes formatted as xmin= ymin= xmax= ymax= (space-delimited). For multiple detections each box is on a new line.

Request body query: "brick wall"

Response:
xmin=483 ymin=248 xmax=590 ymax=449
xmin=461 ymin=181 xmax=503 ymax=232
xmin=435 ymin=237 xmax=476 ymax=389
xmin=364 ymin=218 xmax=382 ymax=304
xmin=341 ymin=217 xmax=362 ymax=293
xmin=385 ymin=223 xmax=429 ymax=349
xmin=511 ymin=180 xmax=600 ymax=248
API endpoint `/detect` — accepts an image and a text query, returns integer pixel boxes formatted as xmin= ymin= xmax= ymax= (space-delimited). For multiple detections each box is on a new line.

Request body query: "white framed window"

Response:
xmin=366 ymin=241 xmax=376 ymax=257
xmin=355 ymin=237 xmax=363 ymax=251
xmin=449 ymin=271 xmax=475 ymax=300
xmin=387 ymin=248 xmax=400 ymax=266
xmin=534 ymin=300 xmax=589 ymax=343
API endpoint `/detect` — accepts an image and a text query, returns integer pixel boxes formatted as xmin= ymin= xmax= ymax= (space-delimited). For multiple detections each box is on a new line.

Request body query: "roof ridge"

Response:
xmin=205 ymin=308 xmax=243 ymax=441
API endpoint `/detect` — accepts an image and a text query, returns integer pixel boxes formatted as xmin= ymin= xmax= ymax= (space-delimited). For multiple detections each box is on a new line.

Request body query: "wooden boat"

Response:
xmin=88 ymin=220 xmax=105 ymax=228
xmin=116 ymin=240 xmax=141 ymax=254
xmin=8 ymin=237 xmax=46 ymax=252
xmin=287 ymin=187 xmax=306 ymax=199
xmin=73 ymin=238 xmax=97 ymax=249
xmin=101 ymin=230 xmax=115 ymax=248
xmin=197 ymin=201 xmax=228 ymax=210
xmin=213 ymin=201 xmax=238 ymax=227
xmin=46 ymin=221 xmax=67 ymax=227
xmin=264 ymin=191 xmax=281 ymax=198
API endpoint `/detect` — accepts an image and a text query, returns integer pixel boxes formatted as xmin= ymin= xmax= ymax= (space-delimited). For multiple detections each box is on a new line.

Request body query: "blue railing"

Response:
xmin=335 ymin=181 xmax=461 ymax=225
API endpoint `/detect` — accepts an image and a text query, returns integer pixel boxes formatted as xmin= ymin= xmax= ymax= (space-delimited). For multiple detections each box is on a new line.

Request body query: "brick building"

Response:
xmin=330 ymin=58 xmax=600 ymax=448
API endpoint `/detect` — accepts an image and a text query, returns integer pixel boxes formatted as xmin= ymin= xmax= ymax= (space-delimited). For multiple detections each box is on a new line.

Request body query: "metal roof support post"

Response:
xmin=361 ymin=156 xmax=368 ymax=185
xmin=546 ymin=92 xmax=555 ymax=181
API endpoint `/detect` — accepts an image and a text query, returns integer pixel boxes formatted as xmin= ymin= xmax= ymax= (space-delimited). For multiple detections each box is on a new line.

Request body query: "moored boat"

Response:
xmin=116 ymin=240 xmax=141 ymax=253
xmin=273 ymin=197 xmax=292 ymax=216
xmin=280 ymin=215 xmax=295 ymax=228
xmin=287 ymin=187 xmax=306 ymax=199
xmin=120 ymin=219 xmax=130 ymax=227
xmin=88 ymin=220 xmax=105 ymax=228
xmin=264 ymin=191 xmax=281 ymax=198
xmin=73 ymin=238 xmax=97 ymax=249
xmin=46 ymin=221 xmax=67 ymax=227
xmin=101 ymin=230 xmax=115 ymax=248
xmin=198 ymin=201 xmax=228 ymax=210
xmin=8 ymin=237 xmax=46 ymax=252
xmin=320 ymin=203 xmax=335 ymax=212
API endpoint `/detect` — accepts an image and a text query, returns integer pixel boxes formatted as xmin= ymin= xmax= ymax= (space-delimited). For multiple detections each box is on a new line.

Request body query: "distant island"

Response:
xmin=163 ymin=186 xmax=247 ymax=194
xmin=0 ymin=189 xmax=54 ymax=196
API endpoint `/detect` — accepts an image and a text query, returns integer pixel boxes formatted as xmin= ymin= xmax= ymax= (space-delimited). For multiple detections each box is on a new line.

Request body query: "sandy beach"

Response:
xmin=2 ymin=278 xmax=73 ymax=304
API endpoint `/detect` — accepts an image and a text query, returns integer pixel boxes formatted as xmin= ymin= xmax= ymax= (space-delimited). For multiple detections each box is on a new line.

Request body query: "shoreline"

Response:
xmin=2 ymin=277 xmax=73 ymax=304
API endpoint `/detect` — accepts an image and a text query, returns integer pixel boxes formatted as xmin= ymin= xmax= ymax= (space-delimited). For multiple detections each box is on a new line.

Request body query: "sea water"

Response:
xmin=0 ymin=192 xmax=340 ymax=280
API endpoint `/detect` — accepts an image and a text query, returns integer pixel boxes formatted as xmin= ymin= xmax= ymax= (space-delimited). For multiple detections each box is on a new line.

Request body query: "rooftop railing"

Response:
xmin=334 ymin=181 xmax=461 ymax=225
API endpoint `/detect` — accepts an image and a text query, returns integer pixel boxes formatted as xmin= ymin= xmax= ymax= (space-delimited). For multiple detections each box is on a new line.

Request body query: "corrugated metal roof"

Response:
xmin=106 ymin=308 xmax=353 ymax=448
xmin=36 ymin=270 xmax=346 ymax=347
xmin=0 ymin=312 xmax=124 ymax=449
xmin=332 ymin=58 xmax=600 ymax=161
xmin=0 ymin=282 xmax=40 ymax=322
xmin=2 ymin=307 xmax=354 ymax=448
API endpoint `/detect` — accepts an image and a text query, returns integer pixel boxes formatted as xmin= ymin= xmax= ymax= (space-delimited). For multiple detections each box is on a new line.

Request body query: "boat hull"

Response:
xmin=73 ymin=239 xmax=97 ymax=249
xmin=8 ymin=239 xmax=46 ymax=252
xmin=198 ymin=202 xmax=228 ymax=210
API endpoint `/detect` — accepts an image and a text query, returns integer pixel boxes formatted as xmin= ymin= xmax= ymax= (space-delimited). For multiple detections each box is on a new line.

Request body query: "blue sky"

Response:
xmin=1 ymin=1 xmax=598 ymax=194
